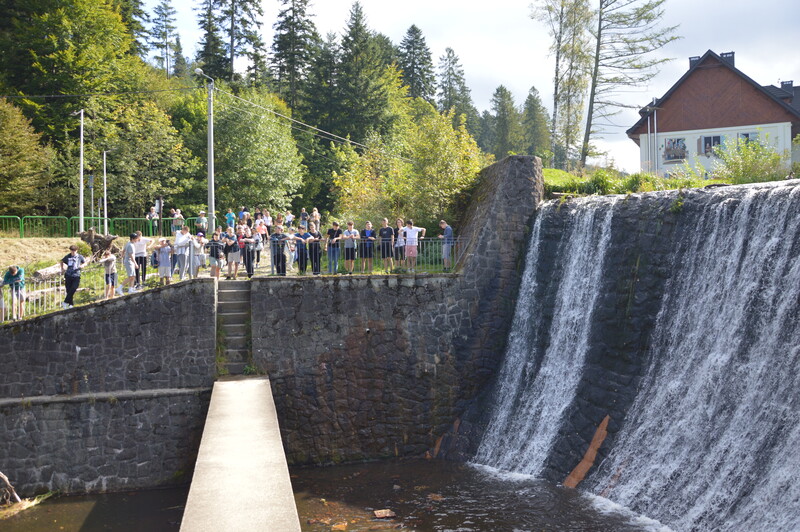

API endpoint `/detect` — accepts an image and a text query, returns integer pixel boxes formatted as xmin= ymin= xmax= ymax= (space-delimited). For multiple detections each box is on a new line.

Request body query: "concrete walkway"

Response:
xmin=181 ymin=377 xmax=301 ymax=532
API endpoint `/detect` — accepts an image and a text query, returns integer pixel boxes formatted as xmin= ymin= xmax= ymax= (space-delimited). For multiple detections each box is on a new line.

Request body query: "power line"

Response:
xmin=0 ymin=86 xmax=201 ymax=99
xmin=214 ymin=88 xmax=416 ymax=165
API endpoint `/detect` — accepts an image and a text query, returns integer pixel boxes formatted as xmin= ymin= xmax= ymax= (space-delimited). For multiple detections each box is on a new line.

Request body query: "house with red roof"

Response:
xmin=627 ymin=50 xmax=800 ymax=177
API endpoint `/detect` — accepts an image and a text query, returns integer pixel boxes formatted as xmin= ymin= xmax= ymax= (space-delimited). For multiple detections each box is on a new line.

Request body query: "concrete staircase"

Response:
xmin=217 ymin=280 xmax=251 ymax=375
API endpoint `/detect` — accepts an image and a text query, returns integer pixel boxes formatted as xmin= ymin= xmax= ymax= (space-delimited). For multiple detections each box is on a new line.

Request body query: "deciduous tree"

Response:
xmin=580 ymin=0 xmax=679 ymax=166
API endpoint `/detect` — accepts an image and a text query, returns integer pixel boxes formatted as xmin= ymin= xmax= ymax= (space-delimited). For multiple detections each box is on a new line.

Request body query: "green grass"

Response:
xmin=544 ymin=168 xmax=731 ymax=197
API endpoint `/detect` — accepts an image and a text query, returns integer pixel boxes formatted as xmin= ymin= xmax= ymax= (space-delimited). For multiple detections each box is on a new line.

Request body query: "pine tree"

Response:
xmin=149 ymin=0 xmax=177 ymax=75
xmin=337 ymin=2 xmax=393 ymax=142
xmin=522 ymin=86 xmax=551 ymax=160
xmin=195 ymin=0 xmax=228 ymax=79
xmin=436 ymin=48 xmax=480 ymax=136
xmin=490 ymin=85 xmax=524 ymax=160
xmin=172 ymin=35 xmax=189 ymax=78
xmin=113 ymin=0 xmax=150 ymax=57
xmin=271 ymin=0 xmax=319 ymax=110
xmin=216 ymin=0 xmax=265 ymax=81
xmin=398 ymin=25 xmax=435 ymax=102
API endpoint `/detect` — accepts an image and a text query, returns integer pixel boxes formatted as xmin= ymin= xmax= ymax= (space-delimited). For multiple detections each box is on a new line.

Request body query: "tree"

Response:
xmin=436 ymin=48 xmax=480 ymax=137
xmin=271 ymin=0 xmax=319 ymax=110
xmin=0 ymin=99 xmax=54 ymax=215
xmin=212 ymin=89 xmax=304 ymax=209
xmin=172 ymin=36 xmax=189 ymax=78
xmin=580 ymin=0 xmax=679 ymax=166
xmin=489 ymin=85 xmax=524 ymax=159
xmin=216 ymin=0 xmax=265 ymax=81
xmin=336 ymin=2 xmax=394 ymax=142
xmin=195 ymin=0 xmax=229 ymax=80
xmin=149 ymin=0 xmax=177 ymax=75
xmin=522 ymin=86 xmax=552 ymax=160
xmin=398 ymin=25 xmax=435 ymax=102
xmin=113 ymin=0 xmax=150 ymax=57
xmin=532 ymin=0 xmax=591 ymax=167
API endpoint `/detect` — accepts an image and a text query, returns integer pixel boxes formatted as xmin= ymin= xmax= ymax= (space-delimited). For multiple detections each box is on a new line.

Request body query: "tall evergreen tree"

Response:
xmin=172 ymin=35 xmax=189 ymax=78
xmin=490 ymin=85 xmax=524 ymax=160
xmin=477 ymin=110 xmax=496 ymax=156
xmin=522 ymin=86 xmax=551 ymax=160
xmin=372 ymin=33 xmax=398 ymax=66
xmin=216 ymin=0 xmax=265 ymax=81
xmin=436 ymin=48 xmax=480 ymax=137
xmin=195 ymin=0 xmax=228 ymax=79
xmin=398 ymin=25 xmax=435 ymax=102
xmin=301 ymin=33 xmax=340 ymax=133
xmin=271 ymin=0 xmax=319 ymax=110
xmin=149 ymin=0 xmax=177 ymax=75
xmin=337 ymin=2 xmax=393 ymax=142
xmin=580 ymin=0 xmax=679 ymax=166
xmin=113 ymin=0 xmax=150 ymax=57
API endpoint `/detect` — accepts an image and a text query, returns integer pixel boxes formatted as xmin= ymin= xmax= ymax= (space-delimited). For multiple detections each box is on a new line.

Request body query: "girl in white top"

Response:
xmin=403 ymin=219 xmax=426 ymax=272
xmin=133 ymin=231 xmax=152 ymax=288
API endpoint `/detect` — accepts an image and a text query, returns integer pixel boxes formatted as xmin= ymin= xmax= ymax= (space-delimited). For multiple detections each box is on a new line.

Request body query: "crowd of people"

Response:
xmin=1 ymin=206 xmax=457 ymax=317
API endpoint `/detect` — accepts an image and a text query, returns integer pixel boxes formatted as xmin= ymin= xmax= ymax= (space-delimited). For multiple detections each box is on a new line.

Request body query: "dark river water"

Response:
xmin=3 ymin=459 xmax=667 ymax=531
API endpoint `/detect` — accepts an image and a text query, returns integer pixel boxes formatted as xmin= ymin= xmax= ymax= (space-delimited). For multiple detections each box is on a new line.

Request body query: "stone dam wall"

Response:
xmin=0 ymin=279 xmax=216 ymax=496
xmin=0 ymin=156 xmax=544 ymax=494
xmin=250 ymin=156 xmax=542 ymax=465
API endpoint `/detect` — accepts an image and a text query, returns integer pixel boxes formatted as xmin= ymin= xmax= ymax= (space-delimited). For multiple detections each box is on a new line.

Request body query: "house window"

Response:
xmin=700 ymin=135 xmax=722 ymax=156
xmin=739 ymin=132 xmax=759 ymax=143
xmin=664 ymin=138 xmax=687 ymax=162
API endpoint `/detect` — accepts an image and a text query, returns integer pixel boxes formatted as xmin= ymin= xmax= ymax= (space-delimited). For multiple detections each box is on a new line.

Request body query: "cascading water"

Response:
xmin=588 ymin=183 xmax=800 ymax=531
xmin=473 ymin=181 xmax=800 ymax=531
xmin=473 ymin=196 xmax=617 ymax=474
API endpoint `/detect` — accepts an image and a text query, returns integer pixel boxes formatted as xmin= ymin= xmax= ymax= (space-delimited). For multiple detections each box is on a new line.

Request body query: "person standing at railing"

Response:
xmin=2 ymin=265 xmax=25 ymax=318
xmin=254 ymin=215 xmax=267 ymax=268
xmin=121 ymin=234 xmax=139 ymax=294
xmin=146 ymin=207 xmax=159 ymax=237
xmin=133 ymin=230 xmax=152 ymax=289
xmin=193 ymin=232 xmax=208 ymax=278
xmin=326 ymin=221 xmax=342 ymax=275
xmin=195 ymin=211 xmax=209 ymax=236
xmin=379 ymin=218 xmax=394 ymax=274
xmin=270 ymin=225 xmax=291 ymax=276
xmin=293 ymin=225 xmax=312 ymax=274
xmin=172 ymin=209 xmax=185 ymax=236
xmin=361 ymin=221 xmax=376 ymax=274
xmin=394 ymin=218 xmax=406 ymax=269
xmin=222 ymin=227 xmax=239 ymax=279
xmin=241 ymin=227 xmax=258 ymax=279
xmin=174 ymin=226 xmax=192 ymax=280
xmin=206 ymin=233 xmax=223 ymax=280
xmin=438 ymin=220 xmax=454 ymax=272
xmin=403 ymin=219 xmax=426 ymax=273
xmin=156 ymin=238 xmax=173 ymax=285
xmin=61 ymin=244 xmax=86 ymax=307
xmin=307 ymin=222 xmax=323 ymax=275
xmin=342 ymin=221 xmax=359 ymax=275
xmin=97 ymin=250 xmax=119 ymax=298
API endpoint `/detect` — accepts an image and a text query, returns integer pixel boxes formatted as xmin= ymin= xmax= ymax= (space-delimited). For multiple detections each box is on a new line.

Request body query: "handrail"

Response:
xmin=0 ymin=216 xmax=22 ymax=238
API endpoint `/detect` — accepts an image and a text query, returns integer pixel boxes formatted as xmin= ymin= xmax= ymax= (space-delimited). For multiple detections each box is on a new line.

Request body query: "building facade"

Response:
xmin=627 ymin=50 xmax=800 ymax=177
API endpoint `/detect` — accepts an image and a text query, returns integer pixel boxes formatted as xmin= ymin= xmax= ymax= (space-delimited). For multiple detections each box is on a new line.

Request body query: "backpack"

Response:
xmin=151 ymin=250 xmax=159 ymax=267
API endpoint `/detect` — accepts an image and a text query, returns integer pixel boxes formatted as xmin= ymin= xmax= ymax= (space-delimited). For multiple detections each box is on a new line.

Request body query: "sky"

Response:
xmin=151 ymin=0 xmax=800 ymax=172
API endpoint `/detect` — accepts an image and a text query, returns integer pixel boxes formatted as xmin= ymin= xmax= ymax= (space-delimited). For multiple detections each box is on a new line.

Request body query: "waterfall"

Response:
xmin=588 ymin=183 xmax=800 ymax=531
xmin=473 ymin=196 xmax=617 ymax=474
xmin=473 ymin=181 xmax=800 ymax=531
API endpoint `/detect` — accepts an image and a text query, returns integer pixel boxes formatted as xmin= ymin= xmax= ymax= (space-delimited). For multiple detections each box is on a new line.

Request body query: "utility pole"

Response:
xmin=74 ymin=109 xmax=85 ymax=233
xmin=195 ymin=68 xmax=216 ymax=234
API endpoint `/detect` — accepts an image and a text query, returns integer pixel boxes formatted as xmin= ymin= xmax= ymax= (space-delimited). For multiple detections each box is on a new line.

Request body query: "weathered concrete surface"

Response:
xmin=181 ymin=377 xmax=300 ymax=532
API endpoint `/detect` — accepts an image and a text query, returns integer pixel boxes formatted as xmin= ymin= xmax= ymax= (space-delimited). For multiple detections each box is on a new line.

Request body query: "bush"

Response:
xmin=712 ymin=135 xmax=789 ymax=184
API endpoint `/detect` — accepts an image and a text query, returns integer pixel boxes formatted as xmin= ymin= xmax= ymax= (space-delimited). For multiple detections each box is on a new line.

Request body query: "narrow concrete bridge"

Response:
xmin=180 ymin=377 xmax=301 ymax=531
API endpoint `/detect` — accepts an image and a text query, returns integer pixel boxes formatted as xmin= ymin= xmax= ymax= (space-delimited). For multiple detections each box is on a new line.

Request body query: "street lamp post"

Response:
xmin=103 ymin=150 xmax=112 ymax=235
xmin=195 ymin=68 xmax=215 ymax=234
xmin=73 ymin=109 xmax=85 ymax=233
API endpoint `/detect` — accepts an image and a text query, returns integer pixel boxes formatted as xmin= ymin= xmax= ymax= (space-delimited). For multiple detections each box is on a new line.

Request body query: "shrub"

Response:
xmin=712 ymin=135 xmax=790 ymax=184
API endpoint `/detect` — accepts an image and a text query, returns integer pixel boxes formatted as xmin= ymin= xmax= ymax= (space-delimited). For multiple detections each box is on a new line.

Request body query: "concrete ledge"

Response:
xmin=0 ymin=386 xmax=212 ymax=408
xmin=181 ymin=377 xmax=300 ymax=532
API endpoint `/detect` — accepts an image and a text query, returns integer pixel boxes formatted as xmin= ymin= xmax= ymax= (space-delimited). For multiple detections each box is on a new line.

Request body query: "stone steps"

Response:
xmin=216 ymin=280 xmax=252 ymax=375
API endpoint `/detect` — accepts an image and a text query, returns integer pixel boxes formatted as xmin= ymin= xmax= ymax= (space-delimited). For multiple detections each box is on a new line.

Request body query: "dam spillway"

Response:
xmin=473 ymin=180 xmax=800 ymax=531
